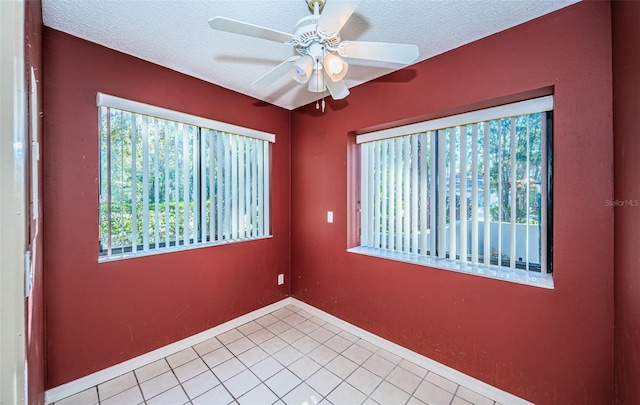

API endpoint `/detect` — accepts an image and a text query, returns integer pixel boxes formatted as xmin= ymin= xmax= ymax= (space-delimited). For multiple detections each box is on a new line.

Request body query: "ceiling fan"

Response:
xmin=208 ymin=0 xmax=419 ymax=102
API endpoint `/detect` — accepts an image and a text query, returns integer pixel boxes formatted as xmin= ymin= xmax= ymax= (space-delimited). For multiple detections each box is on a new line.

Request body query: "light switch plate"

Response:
xmin=277 ymin=274 xmax=284 ymax=285
xmin=327 ymin=211 xmax=333 ymax=223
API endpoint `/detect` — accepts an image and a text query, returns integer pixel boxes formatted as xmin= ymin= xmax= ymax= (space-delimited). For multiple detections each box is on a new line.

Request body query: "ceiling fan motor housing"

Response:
xmin=293 ymin=15 xmax=340 ymax=60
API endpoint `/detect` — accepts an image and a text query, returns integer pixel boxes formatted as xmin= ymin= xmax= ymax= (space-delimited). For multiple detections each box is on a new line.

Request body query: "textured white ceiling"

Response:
xmin=42 ymin=0 xmax=579 ymax=110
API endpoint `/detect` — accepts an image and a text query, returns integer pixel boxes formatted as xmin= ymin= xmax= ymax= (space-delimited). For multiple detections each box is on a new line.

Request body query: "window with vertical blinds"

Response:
xmin=97 ymin=94 xmax=274 ymax=260
xmin=355 ymin=96 xmax=553 ymax=283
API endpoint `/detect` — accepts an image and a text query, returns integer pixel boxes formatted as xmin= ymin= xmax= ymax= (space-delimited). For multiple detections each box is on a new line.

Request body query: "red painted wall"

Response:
xmin=25 ymin=1 xmax=45 ymax=404
xmin=612 ymin=1 xmax=640 ymax=404
xmin=291 ymin=2 xmax=613 ymax=404
xmin=42 ymin=29 xmax=291 ymax=388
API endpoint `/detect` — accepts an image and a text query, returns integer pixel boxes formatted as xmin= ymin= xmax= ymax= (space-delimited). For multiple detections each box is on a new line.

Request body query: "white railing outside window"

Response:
xmin=98 ymin=94 xmax=273 ymax=261
xmin=356 ymin=96 xmax=552 ymax=279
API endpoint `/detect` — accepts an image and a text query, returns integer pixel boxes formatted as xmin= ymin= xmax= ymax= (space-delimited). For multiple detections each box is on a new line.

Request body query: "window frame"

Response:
xmin=97 ymin=93 xmax=275 ymax=262
xmin=350 ymin=96 xmax=554 ymax=289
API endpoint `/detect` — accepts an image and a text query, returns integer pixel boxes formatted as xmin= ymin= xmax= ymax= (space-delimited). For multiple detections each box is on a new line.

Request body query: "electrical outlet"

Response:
xmin=277 ymin=274 xmax=284 ymax=285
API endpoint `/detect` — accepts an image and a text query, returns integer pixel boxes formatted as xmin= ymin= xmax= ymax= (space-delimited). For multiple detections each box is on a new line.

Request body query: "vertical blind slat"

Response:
xmin=182 ymin=125 xmax=191 ymax=246
xmin=207 ymin=129 xmax=215 ymax=242
xmin=510 ymin=118 xmax=517 ymax=268
xmin=224 ymin=134 xmax=232 ymax=240
xmin=246 ymin=139 xmax=252 ymax=238
xmin=396 ymin=138 xmax=403 ymax=251
xmin=471 ymin=124 xmax=479 ymax=263
xmin=497 ymin=120 xmax=502 ymax=266
xmin=216 ymin=131 xmax=223 ymax=241
xmin=238 ymin=137 xmax=246 ymax=239
xmin=361 ymin=143 xmax=370 ymax=246
xmin=368 ymin=143 xmax=375 ymax=247
xmin=263 ymin=141 xmax=270 ymax=236
xmin=403 ymin=136 xmax=411 ymax=253
xmin=459 ymin=126 xmax=467 ymax=263
xmin=200 ymin=128 xmax=207 ymax=243
xmin=449 ymin=129 xmax=456 ymax=260
xmin=231 ymin=135 xmax=238 ymax=239
xmin=373 ymin=143 xmax=381 ymax=248
xmin=256 ymin=136 xmax=263 ymax=236
xmin=245 ymin=140 xmax=251 ymax=238
xmin=388 ymin=140 xmax=396 ymax=250
xmin=250 ymin=139 xmax=257 ymax=238
xmin=429 ymin=131 xmax=437 ymax=256
xmin=142 ymin=116 xmax=150 ymax=251
xmin=247 ymin=140 xmax=253 ymax=237
xmin=258 ymin=138 xmax=264 ymax=236
xmin=381 ymin=141 xmax=389 ymax=250
xmin=419 ymin=132 xmax=428 ymax=256
xmin=525 ymin=117 xmax=531 ymax=271
xmin=244 ymin=139 xmax=250 ymax=238
xmin=174 ymin=123 xmax=180 ymax=246
xmin=154 ymin=118 xmax=160 ymax=247
xmin=482 ymin=122 xmax=491 ymax=265
xmin=164 ymin=121 xmax=170 ymax=247
xmin=106 ymin=108 xmax=112 ymax=256
xmin=131 ymin=114 xmax=138 ymax=253
xmin=191 ymin=126 xmax=198 ymax=244
xmin=437 ymin=130 xmax=447 ymax=258
xmin=410 ymin=135 xmax=419 ymax=254
xmin=541 ymin=113 xmax=548 ymax=274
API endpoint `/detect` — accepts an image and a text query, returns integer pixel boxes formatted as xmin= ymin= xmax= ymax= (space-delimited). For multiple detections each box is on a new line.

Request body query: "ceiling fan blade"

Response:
xmin=337 ymin=41 xmax=419 ymax=64
xmin=317 ymin=0 xmax=361 ymax=34
xmin=324 ymin=75 xmax=350 ymax=100
xmin=252 ymin=56 xmax=300 ymax=88
xmin=209 ymin=17 xmax=293 ymax=44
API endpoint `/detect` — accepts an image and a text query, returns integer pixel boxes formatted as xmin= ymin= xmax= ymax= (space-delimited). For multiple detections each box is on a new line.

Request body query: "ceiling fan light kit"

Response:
xmin=209 ymin=0 xmax=419 ymax=103
xmin=323 ymin=53 xmax=348 ymax=82
xmin=291 ymin=55 xmax=314 ymax=83
xmin=308 ymin=64 xmax=326 ymax=93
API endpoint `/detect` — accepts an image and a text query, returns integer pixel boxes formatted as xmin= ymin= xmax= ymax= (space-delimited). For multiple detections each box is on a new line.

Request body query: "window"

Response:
xmin=352 ymin=96 xmax=553 ymax=287
xmin=98 ymin=94 xmax=274 ymax=260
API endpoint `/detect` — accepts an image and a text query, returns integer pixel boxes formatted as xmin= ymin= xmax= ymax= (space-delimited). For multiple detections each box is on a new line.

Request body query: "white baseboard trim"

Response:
xmin=46 ymin=296 xmax=532 ymax=405
xmin=44 ymin=298 xmax=292 ymax=404
xmin=290 ymin=298 xmax=533 ymax=405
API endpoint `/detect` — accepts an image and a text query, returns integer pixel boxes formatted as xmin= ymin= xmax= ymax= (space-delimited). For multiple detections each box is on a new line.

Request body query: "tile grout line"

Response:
xmin=167 ymin=358 xmax=190 ymax=405
xmin=131 ymin=368 xmax=143 ymax=405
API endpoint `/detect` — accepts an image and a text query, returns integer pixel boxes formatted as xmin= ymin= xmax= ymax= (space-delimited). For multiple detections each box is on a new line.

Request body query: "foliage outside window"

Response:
xmin=357 ymin=96 xmax=552 ymax=276
xmin=98 ymin=94 xmax=273 ymax=260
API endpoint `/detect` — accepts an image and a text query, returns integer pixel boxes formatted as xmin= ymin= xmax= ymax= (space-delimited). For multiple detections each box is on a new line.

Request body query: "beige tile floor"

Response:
xmin=52 ymin=305 xmax=503 ymax=405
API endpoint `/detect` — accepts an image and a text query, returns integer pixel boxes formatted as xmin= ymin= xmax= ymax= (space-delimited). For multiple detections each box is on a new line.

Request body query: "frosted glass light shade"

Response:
xmin=323 ymin=54 xmax=348 ymax=82
xmin=290 ymin=55 xmax=314 ymax=83
xmin=308 ymin=66 xmax=326 ymax=92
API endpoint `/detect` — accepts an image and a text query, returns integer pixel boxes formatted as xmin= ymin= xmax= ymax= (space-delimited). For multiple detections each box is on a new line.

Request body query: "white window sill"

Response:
xmin=98 ymin=235 xmax=273 ymax=263
xmin=347 ymin=246 xmax=554 ymax=289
